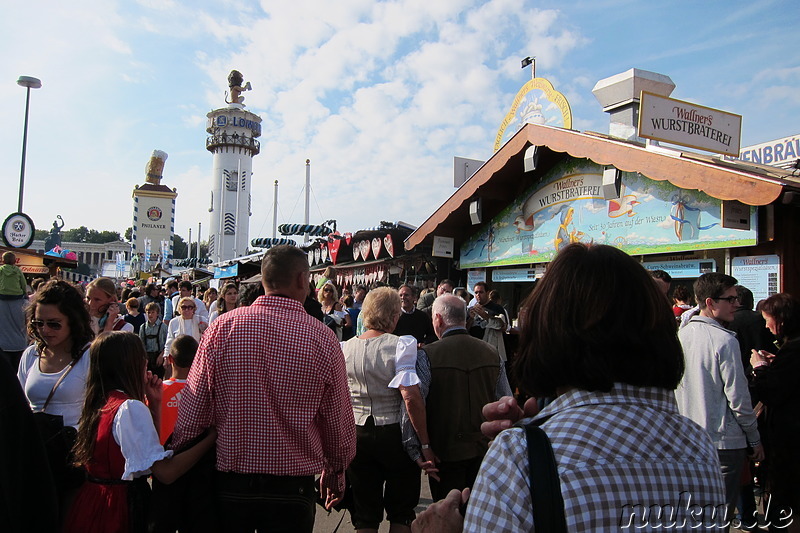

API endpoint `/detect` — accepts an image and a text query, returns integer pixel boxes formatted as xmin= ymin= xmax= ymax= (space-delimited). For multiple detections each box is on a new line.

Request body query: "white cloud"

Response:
xmin=6 ymin=0 xmax=782 ymax=255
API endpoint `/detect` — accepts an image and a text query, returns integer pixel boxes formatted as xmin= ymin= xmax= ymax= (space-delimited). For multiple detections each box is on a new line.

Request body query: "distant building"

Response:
xmin=30 ymin=239 xmax=131 ymax=277
xmin=206 ymin=70 xmax=262 ymax=263
xmin=132 ymin=150 xmax=177 ymax=272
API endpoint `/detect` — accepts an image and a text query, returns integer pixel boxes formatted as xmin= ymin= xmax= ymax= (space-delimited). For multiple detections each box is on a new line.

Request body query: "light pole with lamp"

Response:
xmin=17 ymin=76 xmax=42 ymax=213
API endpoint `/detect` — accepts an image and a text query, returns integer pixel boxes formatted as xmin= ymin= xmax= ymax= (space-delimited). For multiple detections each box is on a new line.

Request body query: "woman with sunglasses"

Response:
xmin=17 ymin=279 xmax=94 ymax=519
xmin=318 ymin=282 xmax=351 ymax=341
xmin=164 ymin=297 xmax=207 ymax=356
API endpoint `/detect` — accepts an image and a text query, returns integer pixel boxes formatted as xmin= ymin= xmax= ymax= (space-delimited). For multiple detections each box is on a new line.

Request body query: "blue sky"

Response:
xmin=1 ymin=0 xmax=797 ymax=246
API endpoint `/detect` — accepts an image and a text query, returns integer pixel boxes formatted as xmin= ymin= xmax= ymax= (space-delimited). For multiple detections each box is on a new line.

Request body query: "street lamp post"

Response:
xmin=17 ymin=76 xmax=42 ymax=214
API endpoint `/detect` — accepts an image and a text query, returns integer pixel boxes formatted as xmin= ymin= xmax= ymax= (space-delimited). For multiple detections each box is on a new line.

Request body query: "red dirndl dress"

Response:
xmin=64 ymin=390 xmax=150 ymax=533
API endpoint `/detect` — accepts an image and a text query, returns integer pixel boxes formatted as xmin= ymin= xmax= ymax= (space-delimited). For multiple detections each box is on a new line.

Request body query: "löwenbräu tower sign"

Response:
xmin=206 ymin=70 xmax=262 ymax=263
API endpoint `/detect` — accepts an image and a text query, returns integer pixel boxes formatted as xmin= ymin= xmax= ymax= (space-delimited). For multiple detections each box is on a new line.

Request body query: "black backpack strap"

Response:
xmin=525 ymin=421 xmax=568 ymax=532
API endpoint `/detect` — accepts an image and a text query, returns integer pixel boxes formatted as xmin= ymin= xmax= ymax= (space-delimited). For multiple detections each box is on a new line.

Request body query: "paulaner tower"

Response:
xmin=132 ymin=150 xmax=177 ymax=270
xmin=206 ymin=70 xmax=262 ymax=263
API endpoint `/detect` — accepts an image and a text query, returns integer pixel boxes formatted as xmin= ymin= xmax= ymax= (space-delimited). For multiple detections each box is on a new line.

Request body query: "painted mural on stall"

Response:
xmin=460 ymin=159 xmax=758 ymax=268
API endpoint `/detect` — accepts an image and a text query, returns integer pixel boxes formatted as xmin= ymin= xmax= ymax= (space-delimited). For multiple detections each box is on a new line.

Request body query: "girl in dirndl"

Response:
xmin=64 ymin=331 xmax=215 ymax=533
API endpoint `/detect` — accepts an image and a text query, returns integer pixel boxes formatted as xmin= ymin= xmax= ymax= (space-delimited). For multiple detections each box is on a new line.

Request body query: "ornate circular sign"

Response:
xmin=494 ymin=77 xmax=573 ymax=152
xmin=2 ymin=212 xmax=36 ymax=248
xmin=147 ymin=206 xmax=163 ymax=221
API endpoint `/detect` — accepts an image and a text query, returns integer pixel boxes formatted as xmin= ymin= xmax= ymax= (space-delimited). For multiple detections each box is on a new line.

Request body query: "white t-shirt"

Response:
xmin=112 ymin=399 xmax=173 ymax=480
xmin=17 ymin=344 xmax=91 ymax=428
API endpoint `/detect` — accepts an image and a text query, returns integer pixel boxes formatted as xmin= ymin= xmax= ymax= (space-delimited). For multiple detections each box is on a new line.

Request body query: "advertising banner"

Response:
xmin=638 ymin=92 xmax=742 ymax=156
xmin=641 ymin=259 xmax=716 ymax=279
xmin=494 ymin=77 xmax=572 ymax=151
xmin=735 ymin=134 xmax=800 ymax=168
xmin=731 ymin=255 xmax=780 ymax=303
xmin=460 ymin=159 xmax=757 ymax=269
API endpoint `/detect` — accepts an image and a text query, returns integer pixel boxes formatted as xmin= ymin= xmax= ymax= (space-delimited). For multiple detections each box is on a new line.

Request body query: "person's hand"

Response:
xmin=416 ymin=457 xmax=440 ymax=482
xmin=412 ymin=488 xmax=469 ymax=533
xmin=471 ymin=304 xmax=488 ymax=320
xmin=107 ymin=302 xmax=120 ymax=321
xmin=420 ymin=447 xmax=440 ymax=481
xmin=319 ymin=469 xmax=345 ymax=510
xmin=749 ymin=443 xmax=765 ymax=463
xmin=750 ymin=349 xmax=774 ymax=368
xmin=144 ymin=371 xmax=163 ymax=404
xmin=481 ymin=396 xmax=539 ymax=439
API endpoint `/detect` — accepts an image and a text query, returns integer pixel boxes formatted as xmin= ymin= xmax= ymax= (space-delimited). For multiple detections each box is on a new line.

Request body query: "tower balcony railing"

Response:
xmin=206 ymin=133 xmax=260 ymax=155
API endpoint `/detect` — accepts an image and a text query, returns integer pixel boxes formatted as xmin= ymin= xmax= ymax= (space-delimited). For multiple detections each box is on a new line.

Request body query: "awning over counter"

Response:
xmin=406 ymin=123 xmax=796 ymax=250
xmin=0 ymin=245 xmax=78 ymax=275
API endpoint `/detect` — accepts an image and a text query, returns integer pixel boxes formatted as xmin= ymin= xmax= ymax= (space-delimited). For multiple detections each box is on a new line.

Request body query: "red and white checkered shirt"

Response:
xmin=172 ymin=295 xmax=356 ymax=475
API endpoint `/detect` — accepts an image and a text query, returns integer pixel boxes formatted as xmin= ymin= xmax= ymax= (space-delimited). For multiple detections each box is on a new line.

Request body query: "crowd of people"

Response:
xmin=1 ymin=244 xmax=798 ymax=533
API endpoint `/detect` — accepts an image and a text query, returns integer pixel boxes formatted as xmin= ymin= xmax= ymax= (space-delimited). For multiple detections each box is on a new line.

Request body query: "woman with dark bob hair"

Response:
xmin=750 ymin=292 xmax=800 ymax=531
xmin=413 ymin=244 xmax=727 ymax=532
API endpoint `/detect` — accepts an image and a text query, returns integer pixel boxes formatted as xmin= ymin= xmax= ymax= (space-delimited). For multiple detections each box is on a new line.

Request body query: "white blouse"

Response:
xmin=17 ymin=344 xmax=91 ymax=428
xmin=112 ymin=399 xmax=173 ymax=480
xmin=387 ymin=335 xmax=421 ymax=389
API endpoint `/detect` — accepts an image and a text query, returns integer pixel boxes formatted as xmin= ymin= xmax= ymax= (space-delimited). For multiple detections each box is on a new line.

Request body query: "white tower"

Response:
xmin=206 ymin=70 xmax=262 ymax=263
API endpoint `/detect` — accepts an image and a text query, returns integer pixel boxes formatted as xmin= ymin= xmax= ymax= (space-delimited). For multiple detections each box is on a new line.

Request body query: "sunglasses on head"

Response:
xmin=31 ymin=319 xmax=63 ymax=331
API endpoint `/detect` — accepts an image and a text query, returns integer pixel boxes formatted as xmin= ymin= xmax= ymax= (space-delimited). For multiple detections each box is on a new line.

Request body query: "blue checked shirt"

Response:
xmin=464 ymin=384 xmax=727 ymax=532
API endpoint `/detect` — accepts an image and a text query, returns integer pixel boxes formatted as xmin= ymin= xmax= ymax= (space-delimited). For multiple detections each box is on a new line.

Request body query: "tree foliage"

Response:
xmin=172 ymin=234 xmax=209 ymax=259
xmin=34 ymin=226 xmax=122 ymax=244
xmin=61 ymin=226 xmax=121 ymax=244
xmin=173 ymin=234 xmax=188 ymax=258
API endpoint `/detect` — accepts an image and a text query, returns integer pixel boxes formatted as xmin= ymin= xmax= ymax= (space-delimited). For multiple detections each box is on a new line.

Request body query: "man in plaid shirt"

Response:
xmin=172 ymin=245 xmax=356 ymax=532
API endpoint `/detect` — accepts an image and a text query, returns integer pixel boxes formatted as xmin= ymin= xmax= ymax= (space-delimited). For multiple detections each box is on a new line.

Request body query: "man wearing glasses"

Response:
xmin=676 ymin=272 xmax=763 ymax=529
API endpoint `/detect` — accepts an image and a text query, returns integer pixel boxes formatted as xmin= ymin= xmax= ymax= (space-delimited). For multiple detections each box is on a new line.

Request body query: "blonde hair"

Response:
xmin=361 ymin=287 xmax=400 ymax=332
xmin=317 ymin=282 xmax=338 ymax=304
xmin=178 ymin=296 xmax=197 ymax=314
xmin=86 ymin=277 xmax=117 ymax=299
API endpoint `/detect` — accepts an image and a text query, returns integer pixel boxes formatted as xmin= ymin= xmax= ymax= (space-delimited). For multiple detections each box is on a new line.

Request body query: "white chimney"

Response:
xmin=592 ymin=68 xmax=675 ymax=142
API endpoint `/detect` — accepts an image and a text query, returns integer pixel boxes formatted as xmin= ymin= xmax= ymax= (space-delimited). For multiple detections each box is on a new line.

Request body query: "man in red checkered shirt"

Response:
xmin=172 ymin=245 xmax=356 ymax=532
